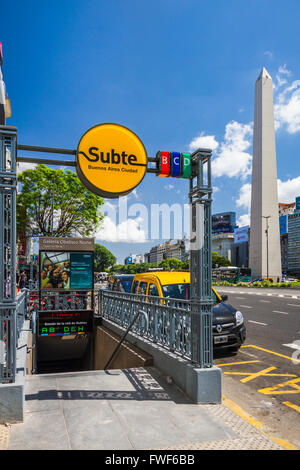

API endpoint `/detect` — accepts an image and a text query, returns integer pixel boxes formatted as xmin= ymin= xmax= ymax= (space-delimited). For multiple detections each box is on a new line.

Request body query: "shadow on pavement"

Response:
xmin=25 ymin=367 xmax=189 ymax=405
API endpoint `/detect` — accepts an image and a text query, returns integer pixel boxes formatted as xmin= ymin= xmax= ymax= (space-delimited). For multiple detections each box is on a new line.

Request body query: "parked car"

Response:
xmin=282 ymin=276 xmax=298 ymax=282
xmin=108 ymin=274 xmax=135 ymax=293
xmin=249 ymin=277 xmax=273 ymax=284
xmin=131 ymin=271 xmax=246 ymax=352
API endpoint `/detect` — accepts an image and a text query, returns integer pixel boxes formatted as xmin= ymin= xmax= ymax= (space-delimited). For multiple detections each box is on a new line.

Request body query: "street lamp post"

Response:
xmin=262 ymin=215 xmax=271 ymax=278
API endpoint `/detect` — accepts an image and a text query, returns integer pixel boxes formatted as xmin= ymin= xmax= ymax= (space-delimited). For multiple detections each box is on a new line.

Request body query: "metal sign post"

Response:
xmin=189 ymin=149 xmax=213 ymax=368
xmin=0 ymin=125 xmax=18 ymax=381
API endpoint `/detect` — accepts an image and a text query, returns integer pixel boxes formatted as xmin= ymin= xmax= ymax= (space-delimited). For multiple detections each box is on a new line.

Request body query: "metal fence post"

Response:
xmin=189 ymin=149 xmax=213 ymax=368
xmin=0 ymin=125 xmax=18 ymax=382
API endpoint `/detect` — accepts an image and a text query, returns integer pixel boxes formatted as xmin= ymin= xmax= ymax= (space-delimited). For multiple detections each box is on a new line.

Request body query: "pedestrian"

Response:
xmin=19 ymin=271 xmax=27 ymax=289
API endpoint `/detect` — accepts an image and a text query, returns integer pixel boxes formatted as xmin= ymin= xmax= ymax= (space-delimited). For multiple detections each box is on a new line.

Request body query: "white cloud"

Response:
xmin=164 ymin=183 xmax=175 ymax=191
xmin=235 ymin=176 xmax=300 ymax=228
xmin=275 ymin=64 xmax=291 ymax=88
xmin=237 ymin=213 xmax=250 ymax=227
xmin=264 ymin=50 xmax=273 ymax=60
xmin=212 ymin=121 xmax=253 ymax=179
xmin=274 ymin=65 xmax=300 ymax=134
xmin=236 ymin=183 xmax=251 ymax=210
xmin=17 ymin=162 xmax=37 ymax=173
xmin=95 ymin=215 xmax=147 ymax=243
xmin=278 ymin=176 xmax=300 ymax=203
xmin=188 ymin=132 xmax=219 ymax=152
xmin=188 ymin=121 xmax=252 ymax=180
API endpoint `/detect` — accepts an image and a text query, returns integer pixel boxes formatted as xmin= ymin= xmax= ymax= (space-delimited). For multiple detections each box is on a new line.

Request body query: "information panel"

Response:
xmin=40 ymin=251 xmax=93 ymax=290
xmin=38 ymin=310 xmax=93 ymax=337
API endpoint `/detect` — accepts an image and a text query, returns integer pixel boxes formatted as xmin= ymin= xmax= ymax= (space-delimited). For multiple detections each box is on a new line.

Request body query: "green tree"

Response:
xmin=94 ymin=244 xmax=116 ymax=272
xmin=212 ymin=251 xmax=232 ymax=268
xmin=17 ymin=164 xmax=104 ymax=237
xmin=156 ymin=258 xmax=184 ymax=271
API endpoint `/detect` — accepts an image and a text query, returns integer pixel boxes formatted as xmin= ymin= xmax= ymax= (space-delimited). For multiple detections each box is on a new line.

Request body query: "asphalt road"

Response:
xmin=215 ymin=286 xmax=300 ymax=356
xmin=96 ymin=282 xmax=300 ymax=447
xmin=214 ymin=286 xmax=300 ymax=448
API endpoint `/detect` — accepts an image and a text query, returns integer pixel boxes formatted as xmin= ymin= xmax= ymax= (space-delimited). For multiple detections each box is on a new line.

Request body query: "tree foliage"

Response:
xmin=212 ymin=251 xmax=232 ymax=268
xmin=17 ymin=164 xmax=104 ymax=237
xmin=109 ymin=252 xmax=231 ymax=275
xmin=94 ymin=244 xmax=116 ymax=272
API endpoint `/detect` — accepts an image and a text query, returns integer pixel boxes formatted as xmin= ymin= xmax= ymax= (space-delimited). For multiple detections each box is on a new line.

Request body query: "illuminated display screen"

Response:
xmin=38 ymin=310 xmax=93 ymax=336
xmin=40 ymin=251 xmax=93 ymax=290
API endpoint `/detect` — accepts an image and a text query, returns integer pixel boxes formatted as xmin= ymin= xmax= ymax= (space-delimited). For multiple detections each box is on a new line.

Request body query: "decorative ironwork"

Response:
xmin=0 ymin=125 xmax=20 ymax=382
xmin=189 ymin=150 xmax=213 ymax=367
xmin=97 ymin=289 xmax=192 ymax=359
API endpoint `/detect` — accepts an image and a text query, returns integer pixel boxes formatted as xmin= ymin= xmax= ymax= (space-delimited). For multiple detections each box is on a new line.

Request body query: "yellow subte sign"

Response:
xmin=76 ymin=123 xmax=148 ymax=198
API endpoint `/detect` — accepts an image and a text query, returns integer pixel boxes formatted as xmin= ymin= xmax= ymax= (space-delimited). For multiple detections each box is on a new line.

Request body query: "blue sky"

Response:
xmin=3 ymin=0 xmax=300 ymax=263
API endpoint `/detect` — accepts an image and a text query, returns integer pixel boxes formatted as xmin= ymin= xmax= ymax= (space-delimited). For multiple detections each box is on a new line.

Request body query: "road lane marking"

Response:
xmin=273 ymin=310 xmax=289 ymax=315
xmin=223 ymin=366 xmax=297 ymax=383
xmin=287 ymin=304 xmax=300 ymax=307
xmin=235 ymin=297 xmax=246 ymax=299
xmin=258 ymin=378 xmax=300 ymax=395
xmin=283 ymin=401 xmax=300 ymax=415
xmin=241 ymin=345 xmax=300 ymax=363
xmin=248 ymin=320 xmax=267 ymax=326
xmin=283 ymin=343 xmax=300 ymax=351
xmin=259 ymin=300 xmax=270 ymax=303
xmin=240 ymin=305 xmax=253 ymax=308
xmin=217 ymin=360 xmax=260 ymax=367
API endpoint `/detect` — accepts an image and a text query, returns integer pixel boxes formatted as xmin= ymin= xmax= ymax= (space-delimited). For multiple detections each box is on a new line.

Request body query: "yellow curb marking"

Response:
xmin=222 ymin=396 xmax=262 ymax=429
xmin=283 ymin=401 xmax=300 ymax=414
xmin=222 ymin=396 xmax=299 ymax=450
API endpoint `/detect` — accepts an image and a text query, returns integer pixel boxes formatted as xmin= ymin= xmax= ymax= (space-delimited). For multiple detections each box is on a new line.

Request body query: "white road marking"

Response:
xmin=248 ymin=320 xmax=267 ymax=326
xmin=235 ymin=297 xmax=246 ymax=299
xmin=240 ymin=305 xmax=253 ymax=309
xmin=283 ymin=343 xmax=300 ymax=351
xmin=273 ymin=310 xmax=289 ymax=315
xmin=259 ymin=300 xmax=270 ymax=303
xmin=287 ymin=304 xmax=300 ymax=307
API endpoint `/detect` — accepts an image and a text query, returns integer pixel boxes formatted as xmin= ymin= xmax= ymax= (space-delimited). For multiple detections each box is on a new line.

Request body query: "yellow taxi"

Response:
xmin=131 ymin=271 xmax=246 ymax=352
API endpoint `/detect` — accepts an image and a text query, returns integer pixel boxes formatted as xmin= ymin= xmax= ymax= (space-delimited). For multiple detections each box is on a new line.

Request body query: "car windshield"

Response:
xmin=162 ymin=283 xmax=219 ymax=303
xmin=162 ymin=283 xmax=190 ymax=299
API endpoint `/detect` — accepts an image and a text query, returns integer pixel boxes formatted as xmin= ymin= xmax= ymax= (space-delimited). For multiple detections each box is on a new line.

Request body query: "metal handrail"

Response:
xmin=98 ymin=289 xmax=195 ymax=363
xmin=104 ymin=309 xmax=148 ymax=371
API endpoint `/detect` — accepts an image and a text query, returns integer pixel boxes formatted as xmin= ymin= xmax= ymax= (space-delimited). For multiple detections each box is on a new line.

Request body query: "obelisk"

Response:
xmin=249 ymin=68 xmax=282 ymax=280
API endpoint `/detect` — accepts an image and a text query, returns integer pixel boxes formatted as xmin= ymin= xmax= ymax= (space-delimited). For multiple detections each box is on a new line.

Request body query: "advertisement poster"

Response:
xmin=234 ymin=226 xmax=249 ymax=243
xmin=40 ymin=251 xmax=93 ymax=290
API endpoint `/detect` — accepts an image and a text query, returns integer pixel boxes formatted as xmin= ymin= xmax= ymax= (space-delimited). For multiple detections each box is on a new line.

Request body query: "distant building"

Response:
xmin=212 ymin=233 xmax=234 ymax=263
xmin=124 ymin=254 xmax=145 ymax=265
xmin=287 ymin=212 xmax=300 ymax=276
xmin=276 ymin=197 xmax=300 ymax=277
xmin=147 ymin=239 xmax=186 ymax=264
xmin=212 ymin=212 xmax=237 ymax=234
xmin=278 ymin=202 xmax=295 ymax=216
xmin=280 ymin=233 xmax=289 ymax=275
